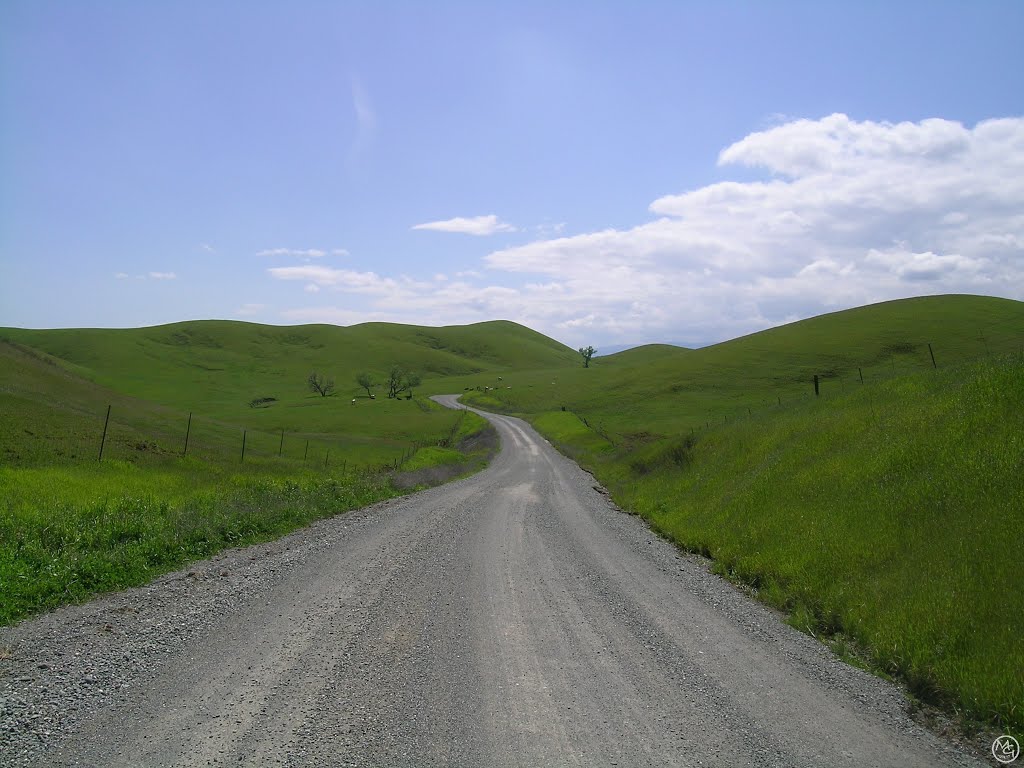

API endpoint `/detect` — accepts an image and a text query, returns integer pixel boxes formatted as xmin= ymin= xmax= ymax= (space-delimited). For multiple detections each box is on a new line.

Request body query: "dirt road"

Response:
xmin=1 ymin=397 xmax=983 ymax=766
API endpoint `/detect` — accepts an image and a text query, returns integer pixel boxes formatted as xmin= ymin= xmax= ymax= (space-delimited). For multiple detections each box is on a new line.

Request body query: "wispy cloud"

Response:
xmin=235 ymin=303 xmax=265 ymax=316
xmin=199 ymin=243 xmax=217 ymax=254
xmin=412 ymin=214 xmax=516 ymax=236
xmin=268 ymin=265 xmax=427 ymax=297
xmin=349 ymin=75 xmax=376 ymax=163
xmin=257 ymin=248 xmax=339 ymax=259
xmin=116 ymin=271 xmax=177 ymax=280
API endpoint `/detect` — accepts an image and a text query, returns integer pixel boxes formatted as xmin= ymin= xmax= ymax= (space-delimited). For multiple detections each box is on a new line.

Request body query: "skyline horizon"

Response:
xmin=5 ymin=291 xmax=1016 ymax=354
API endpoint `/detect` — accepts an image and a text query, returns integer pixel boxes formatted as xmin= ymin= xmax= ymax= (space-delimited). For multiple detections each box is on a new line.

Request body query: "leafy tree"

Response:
xmin=356 ymin=372 xmax=376 ymax=397
xmin=405 ymin=372 xmax=422 ymax=397
xmin=578 ymin=345 xmax=596 ymax=368
xmin=307 ymin=371 xmax=335 ymax=397
xmin=385 ymin=366 xmax=422 ymax=399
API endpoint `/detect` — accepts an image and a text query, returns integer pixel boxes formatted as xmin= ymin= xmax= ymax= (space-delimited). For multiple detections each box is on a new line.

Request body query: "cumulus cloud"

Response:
xmin=412 ymin=214 xmax=516 ymax=236
xmin=482 ymin=114 xmax=1024 ymax=341
xmin=148 ymin=272 xmax=177 ymax=280
xmin=273 ymin=115 xmax=1024 ymax=344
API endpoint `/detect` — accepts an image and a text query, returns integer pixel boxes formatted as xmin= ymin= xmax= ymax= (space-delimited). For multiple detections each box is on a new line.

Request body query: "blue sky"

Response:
xmin=2 ymin=1 xmax=1022 ymax=347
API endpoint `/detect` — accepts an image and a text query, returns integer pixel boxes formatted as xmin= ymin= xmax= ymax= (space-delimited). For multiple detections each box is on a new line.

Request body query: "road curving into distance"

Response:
xmin=1 ymin=396 xmax=984 ymax=767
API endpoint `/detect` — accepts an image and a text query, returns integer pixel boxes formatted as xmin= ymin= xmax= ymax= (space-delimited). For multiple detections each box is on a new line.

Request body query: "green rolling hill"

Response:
xmin=3 ymin=293 xmax=1023 ymax=731
xmin=456 ymin=293 xmax=1024 ymax=733
xmin=1 ymin=319 xmax=577 ymax=415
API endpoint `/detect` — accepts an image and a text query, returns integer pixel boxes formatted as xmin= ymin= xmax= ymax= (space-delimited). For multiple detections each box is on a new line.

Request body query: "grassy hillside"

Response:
xmin=596 ymin=343 xmax=691 ymax=367
xmin=0 ymin=318 xmax=576 ymax=416
xmin=0 ymin=319 xmax=575 ymax=468
xmin=455 ymin=294 xmax=1024 ymax=437
xmin=1 ymin=320 xmax=515 ymax=625
xmin=460 ymin=294 xmax=1024 ymax=732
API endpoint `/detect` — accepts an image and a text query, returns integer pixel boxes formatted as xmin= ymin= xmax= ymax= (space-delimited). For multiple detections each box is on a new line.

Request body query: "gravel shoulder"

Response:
xmin=0 ymin=396 xmax=988 ymax=767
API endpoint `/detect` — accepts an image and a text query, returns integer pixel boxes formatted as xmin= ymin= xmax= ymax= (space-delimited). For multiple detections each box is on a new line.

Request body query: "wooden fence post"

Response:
xmin=278 ymin=429 xmax=284 ymax=457
xmin=814 ymin=375 xmax=820 ymax=397
xmin=240 ymin=430 xmax=247 ymax=463
xmin=98 ymin=405 xmax=111 ymax=461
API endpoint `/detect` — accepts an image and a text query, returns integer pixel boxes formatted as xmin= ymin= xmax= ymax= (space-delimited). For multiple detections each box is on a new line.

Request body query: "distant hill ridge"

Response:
xmin=0 ymin=318 xmax=578 ymax=411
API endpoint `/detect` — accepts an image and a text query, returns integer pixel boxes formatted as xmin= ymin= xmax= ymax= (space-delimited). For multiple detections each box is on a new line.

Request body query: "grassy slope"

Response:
xmin=1 ymin=321 xmax=523 ymax=625
xmin=457 ymin=295 xmax=1024 ymax=435
xmin=0 ymin=318 xmax=576 ymax=413
xmin=0 ymin=319 xmax=575 ymax=468
xmin=461 ymin=294 xmax=1024 ymax=731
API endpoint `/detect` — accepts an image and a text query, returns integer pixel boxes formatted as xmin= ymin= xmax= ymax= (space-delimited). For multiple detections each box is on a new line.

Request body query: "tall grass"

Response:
xmin=0 ymin=459 xmax=403 ymax=625
xmin=528 ymin=354 xmax=1024 ymax=731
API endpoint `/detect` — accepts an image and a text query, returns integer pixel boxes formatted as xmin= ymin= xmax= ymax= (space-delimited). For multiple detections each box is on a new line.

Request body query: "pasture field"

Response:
xmin=458 ymin=294 xmax=1024 ymax=731
xmin=0 ymin=322 xmax=507 ymax=624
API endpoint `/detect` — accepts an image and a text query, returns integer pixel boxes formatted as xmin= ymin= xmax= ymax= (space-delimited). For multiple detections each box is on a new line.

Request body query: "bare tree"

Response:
xmin=307 ymin=371 xmax=335 ymax=397
xmin=356 ymin=372 xmax=376 ymax=397
xmin=385 ymin=366 xmax=421 ymax=399
xmin=578 ymin=345 xmax=596 ymax=368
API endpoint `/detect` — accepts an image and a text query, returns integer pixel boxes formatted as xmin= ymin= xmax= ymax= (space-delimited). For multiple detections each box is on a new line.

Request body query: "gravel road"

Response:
xmin=1 ymin=396 xmax=986 ymax=767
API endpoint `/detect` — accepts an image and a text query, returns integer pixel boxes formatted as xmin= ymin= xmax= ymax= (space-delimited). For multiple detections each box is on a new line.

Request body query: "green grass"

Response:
xmin=0 ymin=459 xmax=403 ymax=625
xmin=458 ymin=294 xmax=1024 ymax=732
xmin=0 ymin=318 xmax=577 ymax=419
xmin=0 ymin=405 xmax=495 ymax=626
xmin=455 ymin=295 xmax=1024 ymax=433
xmin=0 ymin=325 xmax=507 ymax=625
xmin=0 ymin=337 xmax=487 ymax=472
xmin=604 ymin=356 xmax=1024 ymax=730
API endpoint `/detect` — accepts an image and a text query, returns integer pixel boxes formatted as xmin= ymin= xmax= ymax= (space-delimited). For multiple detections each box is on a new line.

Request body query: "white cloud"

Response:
xmin=272 ymin=115 xmax=1024 ymax=345
xmin=235 ymin=303 xmax=265 ymax=316
xmin=268 ymin=265 xmax=430 ymax=298
xmin=148 ymin=272 xmax=177 ymax=280
xmin=281 ymin=306 xmax=388 ymax=325
xmin=199 ymin=243 xmax=217 ymax=254
xmin=480 ymin=114 xmax=1024 ymax=342
xmin=412 ymin=214 xmax=516 ymax=236
xmin=257 ymin=248 xmax=334 ymax=259
xmin=114 ymin=272 xmax=130 ymax=279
